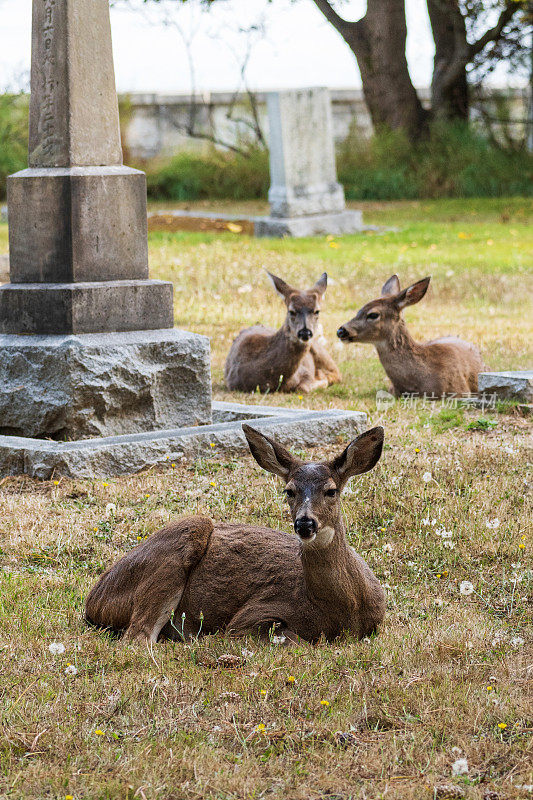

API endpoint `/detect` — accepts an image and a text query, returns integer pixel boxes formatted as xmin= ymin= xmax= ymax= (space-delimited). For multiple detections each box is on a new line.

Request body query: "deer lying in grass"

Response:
xmin=85 ymin=425 xmax=386 ymax=644
xmin=337 ymin=275 xmax=484 ymax=397
xmin=224 ymin=272 xmax=341 ymax=394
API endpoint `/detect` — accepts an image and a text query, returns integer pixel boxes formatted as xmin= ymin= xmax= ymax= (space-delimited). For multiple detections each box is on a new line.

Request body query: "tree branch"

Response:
xmin=310 ymin=0 xmax=355 ymax=38
xmin=468 ymin=2 xmax=523 ymax=59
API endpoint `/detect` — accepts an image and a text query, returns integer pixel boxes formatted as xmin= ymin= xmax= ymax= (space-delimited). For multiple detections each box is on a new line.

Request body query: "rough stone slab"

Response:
xmin=0 ymin=279 xmax=174 ymax=335
xmin=0 ymin=329 xmax=212 ymax=439
xmin=29 ymin=0 xmax=122 ymax=167
xmin=478 ymin=370 xmax=533 ymax=402
xmin=255 ymin=210 xmax=363 ymax=238
xmin=267 ymin=88 xmax=346 ymax=218
xmin=0 ymin=255 xmax=8 ymax=285
xmin=7 ymin=167 xmax=149 ymax=283
xmin=0 ymin=406 xmax=366 ymax=479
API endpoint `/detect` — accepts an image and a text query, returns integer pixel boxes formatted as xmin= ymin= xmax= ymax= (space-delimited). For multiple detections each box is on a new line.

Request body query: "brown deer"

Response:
xmin=337 ymin=275 xmax=484 ymax=397
xmin=85 ymin=425 xmax=386 ymax=644
xmin=224 ymin=272 xmax=341 ymax=394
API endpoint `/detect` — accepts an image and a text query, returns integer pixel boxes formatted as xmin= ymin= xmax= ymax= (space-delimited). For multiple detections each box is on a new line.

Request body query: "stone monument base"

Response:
xmin=0 ymin=329 xmax=212 ymax=440
xmin=254 ymin=209 xmax=363 ymax=238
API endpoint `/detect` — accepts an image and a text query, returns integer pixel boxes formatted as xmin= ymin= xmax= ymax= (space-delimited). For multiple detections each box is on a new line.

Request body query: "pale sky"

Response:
xmin=0 ymin=0 xmax=521 ymax=95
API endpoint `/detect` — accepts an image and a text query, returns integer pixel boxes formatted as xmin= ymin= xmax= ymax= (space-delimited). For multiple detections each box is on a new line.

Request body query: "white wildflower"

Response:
xmin=48 ymin=642 xmax=65 ymax=655
xmin=443 ymin=541 xmax=455 ymax=549
xmin=271 ymin=634 xmax=287 ymax=646
xmin=105 ymin=502 xmax=116 ymax=518
xmin=510 ymin=636 xmax=524 ymax=648
xmin=491 ymin=633 xmax=504 ymax=648
xmin=452 ymin=757 xmax=469 ymax=776
xmin=486 ymin=518 xmax=500 ymax=529
xmin=504 ymin=445 xmax=515 ymax=455
xmin=451 ymin=746 xmax=462 ymax=756
xmin=422 ymin=471 xmax=432 ymax=483
xmin=434 ymin=598 xmax=444 ymax=607
xmin=212 ymin=725 xmax=222 ymax=732
xmin=241 ymin=648 xmax=255 ymax=659
xmin=64 ymin=664 xmax=78 ymax=676
xmin=459 ymin=581 xmax=474 ymax=596
xmin=383 ymin=543 xmax=393 ymax=553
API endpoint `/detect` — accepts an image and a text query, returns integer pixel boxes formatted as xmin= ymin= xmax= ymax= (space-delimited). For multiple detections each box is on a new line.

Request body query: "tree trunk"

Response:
xmin=312 ymin=0 xmax=429 ymax=141
xmin=427 ymin=0 xmax=469 ymax=120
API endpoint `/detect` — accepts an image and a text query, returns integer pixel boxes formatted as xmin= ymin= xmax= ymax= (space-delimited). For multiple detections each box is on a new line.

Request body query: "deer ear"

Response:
xmin=310 ymin=272 xmax=327 ymax=296
xmin=242 ymin=424 xmax=299 ymax=479
xmin=381 ymin=274 xmax=400 ymax=297
xmin=330 ymin=427 xmax=384 ymax=487
xmin=266 ymin=271 xmax=294 ymax=301
xmin=394 ymin=277 xmax=430 ymax=309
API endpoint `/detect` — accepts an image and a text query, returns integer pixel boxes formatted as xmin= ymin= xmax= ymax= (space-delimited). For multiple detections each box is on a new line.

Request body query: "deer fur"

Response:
xmin=85 ymin=425 xmax=386 ymax=645
xmin=337 ymin=274 xmax=484 ymax=397
xmin=224 ymin=272 xmax=341 ymax=394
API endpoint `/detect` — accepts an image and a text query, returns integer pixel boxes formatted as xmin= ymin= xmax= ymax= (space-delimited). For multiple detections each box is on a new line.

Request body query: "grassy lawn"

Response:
xmin=0 ymin=198 xmax=531 ymax=799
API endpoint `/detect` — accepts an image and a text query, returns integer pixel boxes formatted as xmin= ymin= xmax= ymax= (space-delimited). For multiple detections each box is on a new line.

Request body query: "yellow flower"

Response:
xmin=255 ymin=723 xmax=266 ymax=732
xmin=210 ymin=481 xmax=216 ymax=487
xmin=329 ymin=242 xmax=339 ymax=249
xmin=442 ymin=570 xmax=448 ymax=577
xmin=66 ymin=795 xmax=74 ymax=800
xmin=53 ymin=480 xmax=60 ymax=486
xmin=320 ymin=699 xmax=330 ymax=707
xmin=145 ymin=494 xmax=150 ymax=499
xmin=260 ymin=689 xmax=267 ymax=696
xmin=379 ymin=527 xmax=386 ymax=532
xmin=286 ymin=675 xmax=296 ymax=684
xmin=209 ymin=442 xmax=215 ymax=448
xmin=102 ymin=482 xmax=109 ymax=488
xmin=95 ymin=729 xmax=104 ymax=736
xmin=436 ymin=573 xmax=442 ymax=578
xmin=226 ymin=222 xmax=243 ymax=234
xmin=487 ymin=686 xmax=493 ymax=691
xmin=137 ymin=536 xmax=142 ymax=541
xmin=498 ymin=722 xmax=507 ymax=730
xmin=171 ymin=463 xmax=176 ymax=468
xmin=414 ymin=448 xmax=420 ymax=453
xmin=297 ymin=395 xmax=303 ymax=400
xmin=519 ymin=543 xmax=525 ymax=549
xmin=93 ymin=527 xmax=98 ymax=532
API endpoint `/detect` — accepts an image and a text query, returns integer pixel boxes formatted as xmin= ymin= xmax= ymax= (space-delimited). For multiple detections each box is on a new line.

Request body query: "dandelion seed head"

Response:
xmin=459 ymin=580 xmax=474 ymax=596
xmin=48 ymin=642 xmax=65 ymax=655
xmin=451 ymin=757 xmax=469 ymax=776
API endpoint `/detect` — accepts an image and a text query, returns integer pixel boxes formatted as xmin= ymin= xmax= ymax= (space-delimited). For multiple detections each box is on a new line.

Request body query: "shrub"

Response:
xmin=338 ymin=121 xmax=533 ymax=200
xmin=0 ymin=94 xmax=29 ymax=199
xmin=146 ymin=147 xmax=269 ymax=202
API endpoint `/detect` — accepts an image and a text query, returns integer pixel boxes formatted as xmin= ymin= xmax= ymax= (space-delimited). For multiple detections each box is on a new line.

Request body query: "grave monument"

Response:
xmin=255 ymin=88 xmax=363 ymax=237
xmin=0 ymin=0 xmax=212 ymax=440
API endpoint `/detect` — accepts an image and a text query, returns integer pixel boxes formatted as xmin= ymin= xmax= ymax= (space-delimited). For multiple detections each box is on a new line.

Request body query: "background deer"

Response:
xmin=85 ymin=425 xmax=386 ymax=644
xmin=337 ymin=275 xmax=484 ymax=397
xmin=224 ymin=272 xmax=341 ymax=393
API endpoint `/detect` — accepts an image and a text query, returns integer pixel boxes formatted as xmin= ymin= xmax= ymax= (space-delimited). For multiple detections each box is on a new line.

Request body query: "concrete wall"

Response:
xmin=121 ymin=87 xmax=530 ymax=161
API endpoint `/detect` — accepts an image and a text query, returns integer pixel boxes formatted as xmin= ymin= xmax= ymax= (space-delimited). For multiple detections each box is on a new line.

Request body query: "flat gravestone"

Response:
xmin=255 ymin=88 xmax=362 ymax=237
xmin=478 ymin=371 xmax=533 ymax=402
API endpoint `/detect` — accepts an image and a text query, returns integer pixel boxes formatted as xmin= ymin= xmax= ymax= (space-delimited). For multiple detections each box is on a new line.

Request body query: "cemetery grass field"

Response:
xmin=0 ymin=198 xmax=531 ymax=799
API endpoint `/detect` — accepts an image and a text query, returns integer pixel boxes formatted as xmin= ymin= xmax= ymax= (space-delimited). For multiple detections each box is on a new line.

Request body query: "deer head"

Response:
xmin=243 ymin=424 xmax=384 ymax=548
xmin=267 ymin=271 xmax=328 ymax=343
xmin=336 ymin=275 xmax=431 ymax=343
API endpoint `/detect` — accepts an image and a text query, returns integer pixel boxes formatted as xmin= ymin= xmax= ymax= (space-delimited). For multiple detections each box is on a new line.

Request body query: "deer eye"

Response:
xmin=324 ymin=488 xmax=337 ymax=497
xmin=367 ymin=312 xmax=380 ymax=320
xmin=285 ymin=488 xmax=295 ymax=499
xmin=314 ymin=310 xmax=320 ymax=316
xmin=289 ymin=310 xmax=296 ymax=318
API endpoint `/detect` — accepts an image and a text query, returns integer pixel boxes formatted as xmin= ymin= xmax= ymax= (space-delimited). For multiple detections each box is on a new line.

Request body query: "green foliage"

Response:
xmin=146 ymin=147 xmax=270 ymax=201
xmin=0 ymin=94 xmax=29 ymax=199
xmin=337 ymin=121 xmax=533 ymax=200
xmin=466 ymin=417 xmax=499 ymax=431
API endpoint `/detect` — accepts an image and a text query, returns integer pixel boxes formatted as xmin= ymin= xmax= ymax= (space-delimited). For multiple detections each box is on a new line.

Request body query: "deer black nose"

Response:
xmin=298 ymin=328 xmax=312 ymax=341
xmin=337 ymin=326 xmax=349 ymax=340
xmin=294 ymin=517 xmax=318 ymax=539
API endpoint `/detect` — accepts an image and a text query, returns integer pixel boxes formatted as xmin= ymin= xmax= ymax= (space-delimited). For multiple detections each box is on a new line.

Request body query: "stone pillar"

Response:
xmin=0 ymin=0 xmax=211 ymax=440
xmin=255 ymin=88 xmax=363 ymax=237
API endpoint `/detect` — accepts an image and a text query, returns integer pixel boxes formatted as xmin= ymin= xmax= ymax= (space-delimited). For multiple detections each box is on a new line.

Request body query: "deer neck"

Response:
xmin=270 ymin=322 xmax=310 ymax=371
xmin=374 ymin=319 xmax=423 ymax=380
xmin=300 ymin=519 xmax=352 ymax=606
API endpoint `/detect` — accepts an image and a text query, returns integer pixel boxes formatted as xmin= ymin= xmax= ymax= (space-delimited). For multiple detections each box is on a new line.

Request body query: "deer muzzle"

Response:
xmin=294 ymin=516 xmax=318 ymax=540
xmin=297 ymin=328 xmax=313 ymax=342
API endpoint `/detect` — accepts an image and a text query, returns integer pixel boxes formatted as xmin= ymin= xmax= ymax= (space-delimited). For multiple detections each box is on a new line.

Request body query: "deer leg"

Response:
xmin=124 ymin=586 xmax=185 ymax=644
